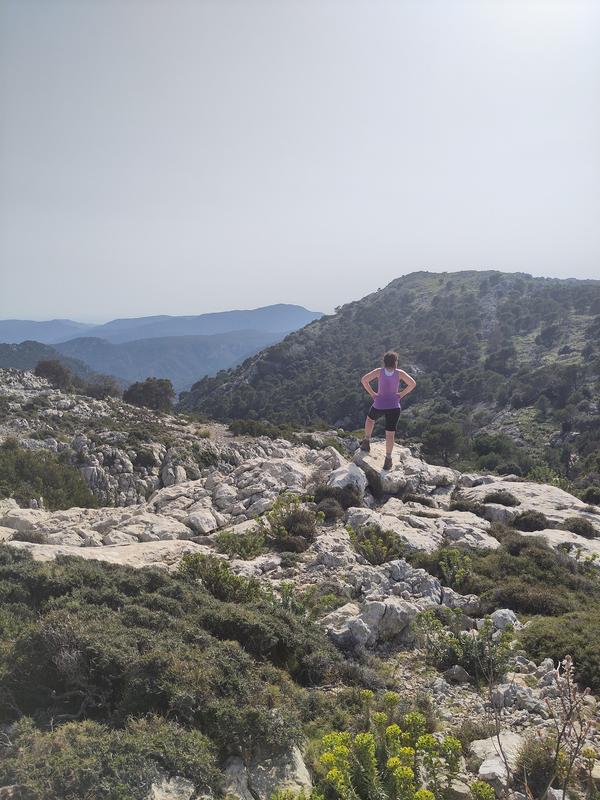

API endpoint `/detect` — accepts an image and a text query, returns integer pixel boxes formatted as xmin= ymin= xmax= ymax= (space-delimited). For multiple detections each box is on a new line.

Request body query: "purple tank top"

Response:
xmin=373 ymin=368 xmax=401 ymax=410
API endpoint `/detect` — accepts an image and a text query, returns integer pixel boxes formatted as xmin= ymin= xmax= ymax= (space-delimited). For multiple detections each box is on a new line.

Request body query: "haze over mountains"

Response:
xmin=0 ymin=304 xmax=322 ymax=390
xmin=0 ymin=304 xmax=322 ymax=345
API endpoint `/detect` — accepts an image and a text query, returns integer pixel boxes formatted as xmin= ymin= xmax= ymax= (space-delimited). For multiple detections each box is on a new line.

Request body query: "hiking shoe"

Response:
xmin=360 ymin=438 xmax=371 ymax=453
xmin=383 ymin=455 xmax=392 ymax=470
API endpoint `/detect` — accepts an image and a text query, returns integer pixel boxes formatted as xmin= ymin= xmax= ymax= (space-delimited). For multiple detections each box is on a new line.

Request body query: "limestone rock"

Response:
xmin=186 ymin=508 xmax=219 ymax=535
xmin=491 ymin=608 xmax=521 ymax=631
xmin=7 ymin=539 xmax=211 ymax=569
xmin=327 ymin=463 xmax=367 ymax=496
xmin=224 ymin=746 xmax=312 ymax=800
xmin=470 ymin=732 xmax=523 ymax=770
xmin=354 ymin=442 xmax=458 ymax=497
xmin=147 ymin=775 xmax=196 ymax=800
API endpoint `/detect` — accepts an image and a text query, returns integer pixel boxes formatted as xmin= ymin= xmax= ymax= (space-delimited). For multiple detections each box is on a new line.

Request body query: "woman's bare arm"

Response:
xmin=360 ymin=368 xmax=380 ymax=399
xmin=397 ymin=369 xmax=416 ymax=400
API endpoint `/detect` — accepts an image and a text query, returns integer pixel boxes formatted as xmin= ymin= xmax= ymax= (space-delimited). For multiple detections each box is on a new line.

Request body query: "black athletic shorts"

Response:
xmin=367 ymin=405 xmax=401 ymax=431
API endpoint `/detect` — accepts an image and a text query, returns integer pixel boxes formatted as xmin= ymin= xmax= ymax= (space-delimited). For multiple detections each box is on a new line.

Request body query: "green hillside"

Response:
xmin=180 ymin=271 xmax=600 ymax=489
xmin=0 ymin=340 xmax=97 ymax=381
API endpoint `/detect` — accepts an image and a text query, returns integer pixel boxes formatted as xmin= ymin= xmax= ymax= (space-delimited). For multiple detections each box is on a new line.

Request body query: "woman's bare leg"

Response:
xmin=385 ymin=429 xmax=395 ymax=456
xmin=364 ymin=417 xmax=375 ymax=440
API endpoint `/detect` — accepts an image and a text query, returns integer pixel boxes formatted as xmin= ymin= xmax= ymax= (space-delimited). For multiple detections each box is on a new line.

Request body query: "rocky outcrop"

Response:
xmin=224 ymin=746 xmax=312 ymax=800
xmin=354 ymin=442 xmax=458 ymax=499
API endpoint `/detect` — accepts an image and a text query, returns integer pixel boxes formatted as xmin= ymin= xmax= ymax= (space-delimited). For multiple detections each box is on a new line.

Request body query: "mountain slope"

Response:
xmin=54 ymin=330 xmax=285 ymax=390
xmin=0 ymin=341 xmax=97 ymax=381
xmin=180 ymin=270 xmax=600 ymax=485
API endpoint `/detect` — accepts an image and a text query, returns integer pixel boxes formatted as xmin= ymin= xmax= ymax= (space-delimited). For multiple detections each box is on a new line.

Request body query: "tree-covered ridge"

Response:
xmin=180 ymin=271 xmax=600 ymax=489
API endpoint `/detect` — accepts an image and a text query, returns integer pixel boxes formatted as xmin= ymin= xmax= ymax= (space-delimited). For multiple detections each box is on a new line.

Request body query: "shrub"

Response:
xmin=316 ymin=723 xmax=462 ymax=800
xmin=561 ymin=516 xmax=597 ymax=539
xmin=258 ymin=494 xmax=321 ymax=553
xmin=314 ymin=484 xmax=363 ymax=510
xmin=449 ymin=492 xmax=486 ymax=518
xmin=34 ymin=359 xmax=72 ymax=390
xmin=178 ymin=553 xmax=263 ymax=602
xmin=0 ymin=546 xmax=348 ymax=759
xmin=349 ymin=524 xmax=406 ymax=566
xmin=123 ymin=377 xmax=175 ymax=412
xmin=582 ymin=486 xmax=600 ymax=505
xmin=513 ymin=510 xmax=550 ymax=531
xmin=454 ymin=719 xmax=495 ymax=755
xmin=409 ymin=533 xmax=599 ymax=617
xmin=483 ymin=490 xmax=520 ymax=506
xmin=414 ymin=611 xmax=512 ymax=683
xmin=215 ymin=528 xmax=267 ymax=559
xmin=10 ymin=530 xmax=46 ymax=544
xmin=470 ymin=780 xmax=496 ymax=800
xmin=0 ymin=441 xmax=97 ymax=510
xmin=228 ymin=419 xmax=293 ymax=439
xmin=515 ymin=733 xmax=565 ymax=796
xmin=0 ymin=716 xmax=221 ymax=800
xmin=317 ymin=497 xmax=345 ymax=523
xmin=521 ymin=611 xmax=600 ymax=693
xmin=438 ymin=549 xmax=472 ymax=591
xmin=83 ymin=375 xmax=122 ymax=400
xmin=134 ymin=449 xmax=157 ymax=468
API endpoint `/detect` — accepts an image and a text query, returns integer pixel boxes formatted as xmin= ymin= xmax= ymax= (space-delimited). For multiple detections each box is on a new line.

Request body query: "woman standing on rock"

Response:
xmin=360 ymin=352 xmax=416 ymax=470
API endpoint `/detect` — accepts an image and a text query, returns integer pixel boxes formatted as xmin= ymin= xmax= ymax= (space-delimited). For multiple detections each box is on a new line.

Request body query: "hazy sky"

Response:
xmin=1 ymin=0 xmax=599 ymax=322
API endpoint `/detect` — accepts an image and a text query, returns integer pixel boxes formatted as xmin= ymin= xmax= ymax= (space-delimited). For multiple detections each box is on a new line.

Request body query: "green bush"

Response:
xmin=258 ymin=494 xmax=321 ymax=553
xmin=34 ymin=359 xmax=72 ymax=390
xmin=314 ymin=484 xmax=363 ymax=510
xmin=453 ymin=719 xmax=496 ymax=755
xmin=123 ymin=377 xmax=175 ymax=412
xmin=521 ymin=611 xmax=600 ymax=693
xmin=317 ymin=497 xmax=345 ymax=523
xmin=483 ymin=490 xmax=520 ymax=506
xmin=513 ymin=510 xmax=550 ymax=531
xmin=315 ymin=720 xmax=462 ymax=800
xmin=469 ymin=779 xmax=496 ymax=800
xmin=215 ymin=527 xmax=267 ymax=559
xmin=515 ymin=733 xmax=564 ymax=796
xmin=83 ymin=375 xmax=122 ymax=400
xmin=349 ymin=524 xmax=406 ymax=566
xmin=0 ymin=440 xmax=97 ymax=510
xmin=228 ymin=419 xmax=294 ymax=439
xmin=449 ymin=493 xmax=486 ymax=518
xmin=0 ymin=546 xmax=350 ymax=760
xmin=582 ymin=486 xmax=600 ymax=505
xmin=178 ymin=553 xmax=263 ymax=602
xmin=561 ymin=516 xmax=597 ymax=539
xmin=134 ymin=449 xmax=157 ymax=468
xmin=409 ymin=533 xmax=600 ymax=616
xmin=414 ymin=612 xmax=512 ymax=683
xmin=0 ymin=716 xmax=221 ymax=800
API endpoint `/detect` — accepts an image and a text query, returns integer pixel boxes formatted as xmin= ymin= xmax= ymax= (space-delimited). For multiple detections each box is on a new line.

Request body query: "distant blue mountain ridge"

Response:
xmin=0 ymin=304 xmax=322 ymax=345
xmin=0 ymin=304 xmax=323 ymax=391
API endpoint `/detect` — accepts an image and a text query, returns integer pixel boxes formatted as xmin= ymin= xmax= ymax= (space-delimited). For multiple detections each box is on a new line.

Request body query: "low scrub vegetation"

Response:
xmin=483 ymin=489 xmax=520 ymax=506
xmin=349 ymin=524 xmax=406 ymax=566
xmin=256 ymin=494 xmax=323 ymax=552
xmin=561 ymin=516 xmax=597 ymax=539
xmin=411 ymin=531 xmax=599 ymax=617
xmin=513 ymin=510 xmax=550 ymax=531
xmin=0 ymin=438 xmax=97 ymax=510
xmin=0 ymin=544 xmax=362 ymax=799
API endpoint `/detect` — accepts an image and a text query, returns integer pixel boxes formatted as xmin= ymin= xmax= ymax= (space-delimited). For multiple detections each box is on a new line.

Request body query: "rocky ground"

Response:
xmin=1 ymin=369 xmax=600 ymax=800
